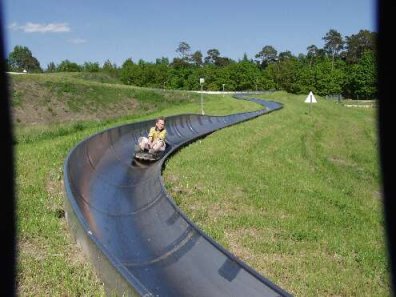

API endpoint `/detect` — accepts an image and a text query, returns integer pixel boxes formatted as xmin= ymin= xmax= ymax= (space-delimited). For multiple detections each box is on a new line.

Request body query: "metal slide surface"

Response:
xmin=63 ymin=96 xmax=292 ymax=297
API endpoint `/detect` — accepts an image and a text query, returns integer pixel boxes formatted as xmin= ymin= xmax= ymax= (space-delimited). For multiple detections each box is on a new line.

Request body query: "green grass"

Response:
xmin=163 ymin=92 xmax=388 ymax=297
xmin=9 ymin=72 xmax=201 ymax=125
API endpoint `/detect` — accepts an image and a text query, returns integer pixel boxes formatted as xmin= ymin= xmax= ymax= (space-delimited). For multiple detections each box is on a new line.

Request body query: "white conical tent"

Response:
xmin=304 ymin=91 xmax=317 ymax=103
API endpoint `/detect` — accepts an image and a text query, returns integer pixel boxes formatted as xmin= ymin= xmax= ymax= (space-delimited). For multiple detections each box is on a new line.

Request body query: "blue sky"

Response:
xmin=3 ymin=0 xmax=376 ymax=68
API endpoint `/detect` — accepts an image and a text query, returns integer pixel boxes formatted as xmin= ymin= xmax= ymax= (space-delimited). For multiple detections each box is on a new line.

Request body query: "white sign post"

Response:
xmin=200 ymin=78 xmax=205 ymax=115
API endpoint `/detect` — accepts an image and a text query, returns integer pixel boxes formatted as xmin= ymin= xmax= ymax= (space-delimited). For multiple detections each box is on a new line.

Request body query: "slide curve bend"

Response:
xmin=63 ymin=95 xmax=292 ymax=297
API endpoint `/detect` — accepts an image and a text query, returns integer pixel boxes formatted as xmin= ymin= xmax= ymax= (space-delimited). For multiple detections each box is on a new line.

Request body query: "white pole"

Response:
xmin=201 ymin=84 xmax=204 ymax=115
xmin=200 ymin=78 xmax=205 ymax=115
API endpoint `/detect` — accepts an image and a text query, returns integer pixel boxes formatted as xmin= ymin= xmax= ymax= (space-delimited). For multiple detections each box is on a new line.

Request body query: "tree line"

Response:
xmin=7 ymin=29 xmax=376 ymax=99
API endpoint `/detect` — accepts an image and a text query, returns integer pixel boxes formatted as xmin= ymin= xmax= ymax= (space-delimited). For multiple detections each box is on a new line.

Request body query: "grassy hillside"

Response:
xmin=9 ymin=72 xmax=197 ymax=127
xmin=11 ymin=73 xmax=388 ymax=296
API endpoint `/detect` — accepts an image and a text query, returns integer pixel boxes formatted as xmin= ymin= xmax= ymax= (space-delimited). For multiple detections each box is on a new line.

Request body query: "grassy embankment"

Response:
xmin=11 ymin=72 xmax=388 ymax=296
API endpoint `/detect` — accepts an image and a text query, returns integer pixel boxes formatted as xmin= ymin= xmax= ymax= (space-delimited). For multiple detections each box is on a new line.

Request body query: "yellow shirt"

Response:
xmin=148 ymin=127 xmax=167 ymax=142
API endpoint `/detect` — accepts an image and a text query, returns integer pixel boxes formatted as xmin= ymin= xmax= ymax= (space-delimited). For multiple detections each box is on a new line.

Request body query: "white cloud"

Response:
xmin=68 ymin=38 xmax=87 ymax=44
xmin=9 ymin=22 xmax=70 ymax=33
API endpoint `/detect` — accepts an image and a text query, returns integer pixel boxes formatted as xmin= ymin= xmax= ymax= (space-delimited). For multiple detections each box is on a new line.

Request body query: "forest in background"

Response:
xmin=7 ymin=29 xmax=376 ymax=99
